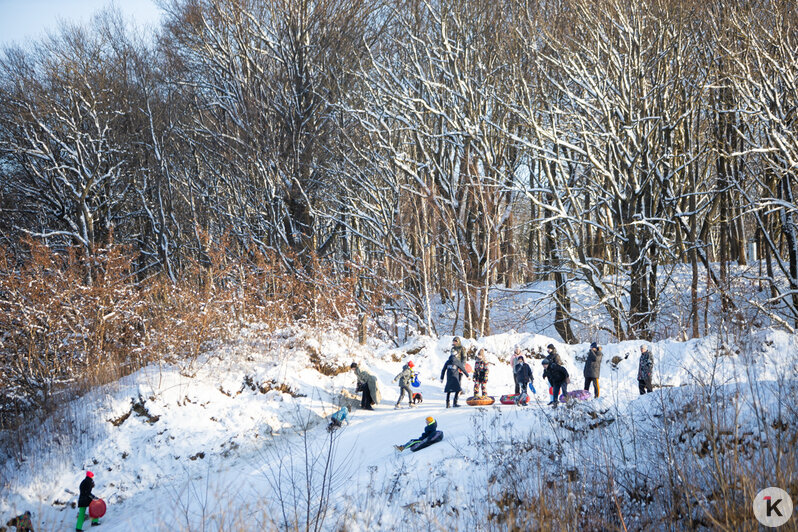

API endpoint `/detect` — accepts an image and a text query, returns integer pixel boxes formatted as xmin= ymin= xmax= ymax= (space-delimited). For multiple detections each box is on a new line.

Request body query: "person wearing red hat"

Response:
xmin=76 ymin=471 xmax=100 ymax=530
xmin=392 ymin=361 xmax=416 ymax=409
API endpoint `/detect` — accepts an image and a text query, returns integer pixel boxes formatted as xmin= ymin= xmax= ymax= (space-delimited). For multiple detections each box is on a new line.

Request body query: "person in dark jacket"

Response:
xmin=545 ymin=344 xmax=563 ymax=366
xmin=583 ymin=342 xmax=602 ymax=398
xmin=5 ymin=511 xmax=33 ymax=532
xmin=393 ymin=361 xmax=416 ymax=408
xmin=440 ymin=354 xmax=469 ymax=408
xmin=542 ymin=358 xmax=569 ymax=407
xmin=510 ymin=346 xmax=524 ymax=393
xmin=395 ymin=417 xmax=438 ymax=451
xmin=514 ymin=356 xmax=533 ymax=405
xmin=638 ymin=344 xmax=654 ymax=394
xmin=76 ymin=471 xmax=100 ymax=530
xmin=473 ymin=349 xmax=490 ymax=397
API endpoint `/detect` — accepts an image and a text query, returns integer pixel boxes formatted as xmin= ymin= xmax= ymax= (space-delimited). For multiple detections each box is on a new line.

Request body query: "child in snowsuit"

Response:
xmin=5 ymin=511 xmax=33 ymax=532
xmin=638 ymin=345 xmax=654 ymax=394
xmin=542 ymin=358 xmax=569 ymax=408
xmin=393 ymin=361 xmax=416 ymax=408
xmin=327 ymin=406 xmax=349 ymax=432
xmin=583 ymin=342 xmax=602 ymax=398
xmin=395 ymin=417 xmax=437 ymax=451
xmin=76 ymin=471 xmax=100 ymax=530
xmin=473 ymin=349 xmax=489 ymax=397
xmin=514 ymin=356 xmax=533 ymax=405
xmin=440 ymin=354 xmax=469 ymax=408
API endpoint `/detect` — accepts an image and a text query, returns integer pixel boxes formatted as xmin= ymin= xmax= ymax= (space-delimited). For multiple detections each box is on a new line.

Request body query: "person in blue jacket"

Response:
xmin=394 ymin=417 xmax=438 ymax=451
xmin=327 ymin=406 xmax=349 ymax=432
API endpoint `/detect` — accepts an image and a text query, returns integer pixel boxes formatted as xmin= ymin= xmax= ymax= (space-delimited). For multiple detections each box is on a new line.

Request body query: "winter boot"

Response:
xmin=394 ymin=444 xmax=404 ymax=451
xmin=394 ymin=404 xmax=401 ymax=409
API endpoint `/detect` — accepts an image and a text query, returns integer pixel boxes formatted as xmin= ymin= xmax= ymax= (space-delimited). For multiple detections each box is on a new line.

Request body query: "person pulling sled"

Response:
xmin=76 ymin=471 xmax=100 ymax=530
xmin=393 ymin=361 xmax=416 ymax=409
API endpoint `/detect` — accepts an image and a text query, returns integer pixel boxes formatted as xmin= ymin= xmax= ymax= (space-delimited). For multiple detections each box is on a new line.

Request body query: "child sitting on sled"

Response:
xmin=394 ymin=416 xmax=438 ymax=451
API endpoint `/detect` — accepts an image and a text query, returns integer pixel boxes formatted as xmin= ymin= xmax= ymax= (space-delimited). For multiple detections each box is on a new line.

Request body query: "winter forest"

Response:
xmin=1 ymin=0 xmax=798 ymax=530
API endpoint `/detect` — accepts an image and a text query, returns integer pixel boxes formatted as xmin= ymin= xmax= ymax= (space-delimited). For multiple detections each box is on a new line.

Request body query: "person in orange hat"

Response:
xmin=76 ymin=471 xmax=100 ymax=530
xmin=393 ymin=361 xmax=416 ymax=409
xmin=394 ymin=416 xmax=438 ymax=451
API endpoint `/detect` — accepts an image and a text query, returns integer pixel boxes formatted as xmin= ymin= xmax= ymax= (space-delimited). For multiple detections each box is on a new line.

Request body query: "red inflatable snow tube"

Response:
xmin=89 ymin=499 xmax=106 ymax=519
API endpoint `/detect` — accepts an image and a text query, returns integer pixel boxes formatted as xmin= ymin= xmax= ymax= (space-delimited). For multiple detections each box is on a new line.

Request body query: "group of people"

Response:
xmin=350 ymin=337 xmax=657 ymax=412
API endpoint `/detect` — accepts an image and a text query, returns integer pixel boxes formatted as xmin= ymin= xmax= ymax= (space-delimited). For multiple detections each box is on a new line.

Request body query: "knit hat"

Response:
xmin=547 ymin=344 xmax=555 ymax=350
xmin=590 ymin=342 xmax=598 ymax=349
xmin=425 ymin=416 xmax=435 ymax=424
xmin=350 ymin=362 xmax=358 ymax=369
xmin=86 ymin=471 xmax=94 ymax=478
xmin=541 ymin=359 xmax=550 ymax=365
xmin=407 ymin=361 xmax=414 ymax=368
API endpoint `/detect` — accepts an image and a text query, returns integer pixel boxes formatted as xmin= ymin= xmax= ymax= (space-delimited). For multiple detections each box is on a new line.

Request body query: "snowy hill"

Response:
xmin=2 ymin=318 xmax=796 ymax=530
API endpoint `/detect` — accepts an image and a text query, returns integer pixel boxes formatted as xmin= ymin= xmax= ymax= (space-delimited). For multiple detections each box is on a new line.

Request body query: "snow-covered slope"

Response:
xmin=2 ymin=321 xmax=796 ymax=530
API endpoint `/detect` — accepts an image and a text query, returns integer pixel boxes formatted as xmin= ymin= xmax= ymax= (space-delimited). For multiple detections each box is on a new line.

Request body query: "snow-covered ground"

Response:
xmin=2 ymin=315 xmax=797 ymax=530
xmin=2 ymin=263 xmax=797 ymax=530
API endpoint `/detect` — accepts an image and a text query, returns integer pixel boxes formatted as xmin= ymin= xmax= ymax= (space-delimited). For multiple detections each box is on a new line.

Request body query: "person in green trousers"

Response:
xmin=76 ymin=471 xmax=100 ymax=529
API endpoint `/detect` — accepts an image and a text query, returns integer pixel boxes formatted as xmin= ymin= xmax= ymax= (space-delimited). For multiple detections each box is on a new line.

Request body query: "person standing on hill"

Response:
xmin=583 ymin=342 xmax=602 ymax=398
xmin=473 ymin=349 xmax=490 ymax=397
xmin=510 ymin=346 xmax=524 ymax=394
xmin=441 ymin=353 xmax=469 ymax=408
xmin=514 ymin=356 xmax=533 ymax=405
xmin=393 ymin=361 xmax=416 ymax=409
xmin=451 ymin=337 xmax=467 ymax=387
xmin=542 ymin=358 xmax=569 ymax=407
xmin=76 ymin=471 xmax=100 ymax=530
xmin=638 ymin=345 xmax=654 ymax=394
xmin=351 ymin=362 xmax=381 ymax=410
xmin=545 ymin=344 xmax=563 ymax=366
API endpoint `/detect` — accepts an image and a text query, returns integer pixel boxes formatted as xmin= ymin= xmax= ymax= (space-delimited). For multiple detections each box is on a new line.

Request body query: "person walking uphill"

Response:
xmin=583 ymin=342 xmax=602 ymax=398
xmin=441 ymin=353 xmax=469 ymax=408
xmin=76 ymin=471 xmax=100 ymax=530
xmin=542 ymin=358 xmax=569 ymax=407
xmin=638 ymin=345 xmax=654 ymax=394
xmin=393 ymin=361 xmax=416 ymax=409
xmin=351 ymin=362 xmax=382 ymax=410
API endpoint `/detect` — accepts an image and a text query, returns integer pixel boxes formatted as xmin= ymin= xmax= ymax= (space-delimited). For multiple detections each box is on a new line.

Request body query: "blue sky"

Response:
xmin=0 ymin=0 xmax=163 ymax=47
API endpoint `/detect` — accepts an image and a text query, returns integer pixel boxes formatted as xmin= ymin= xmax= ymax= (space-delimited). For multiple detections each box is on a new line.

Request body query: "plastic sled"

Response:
xmin=409 ymin=430 xmax=444 ymax=452
xmin=466 ymin=395 xmax=495 ymax=406
xmin=560 ymin=390 xmax=592 ymax=402
xmin=500 ymin=393 xmax=530 ymax=405
xmin=89 ymin=498 xmax=106 ymax=518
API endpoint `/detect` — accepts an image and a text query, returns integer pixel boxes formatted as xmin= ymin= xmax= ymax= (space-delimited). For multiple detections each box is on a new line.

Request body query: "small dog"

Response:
xmin=412 ymin=392 xmax=423 ymax=405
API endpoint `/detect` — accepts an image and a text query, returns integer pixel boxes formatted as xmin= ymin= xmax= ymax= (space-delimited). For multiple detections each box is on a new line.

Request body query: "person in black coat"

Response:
xmin=542 ymin=358 xmax=569 ymax=408
xmin=545 ymin=344 xmax=563 ymax=366
xmin=440 ymin=354 xmax=469 ymax=408
xmin=583 ymin=342 xmax=602 ymax=398
xmin=514 ymin=356 xmax=533 ymax=405
xmin=76 ymin=471 xmax=100 ymax=530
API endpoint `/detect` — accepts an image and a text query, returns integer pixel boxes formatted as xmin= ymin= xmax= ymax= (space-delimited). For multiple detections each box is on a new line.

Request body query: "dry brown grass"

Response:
xmin=0 ymin=235 xmax=360 ymax=439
